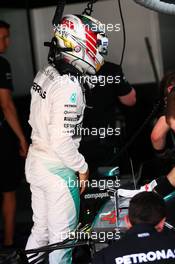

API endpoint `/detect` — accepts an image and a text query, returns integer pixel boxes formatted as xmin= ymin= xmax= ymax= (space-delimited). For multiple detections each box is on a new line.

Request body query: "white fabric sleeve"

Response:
xmin=48 ymin=82 xmax=88 ymax=174
xmin=134 ymin=0 xmax=175 ymax=15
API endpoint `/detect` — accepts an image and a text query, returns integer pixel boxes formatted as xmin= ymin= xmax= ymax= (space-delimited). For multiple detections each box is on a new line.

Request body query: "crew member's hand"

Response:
xmin=19 ymin=138 xmax=29 ymax=158
xmin=79 ymin=169 xmax=89 ymax=194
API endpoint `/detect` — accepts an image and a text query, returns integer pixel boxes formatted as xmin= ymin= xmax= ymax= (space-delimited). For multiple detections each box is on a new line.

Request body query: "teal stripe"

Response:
xmin=47 ymin=165 xmax=80 ymax=220
xmin=45 ymin=164 xmax=79 ymax=264
xmin=164 ymin=191 xmax=175 ymax=202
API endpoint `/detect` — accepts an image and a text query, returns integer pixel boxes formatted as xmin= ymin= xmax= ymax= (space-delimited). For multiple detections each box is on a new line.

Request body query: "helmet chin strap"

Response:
xmin=66 ymin=54 xmax=96 ymax=75
xmin=71 ymin=58 xmax=84 ymax=73
xmin=86 ymin=65 xmax=95 ymax=75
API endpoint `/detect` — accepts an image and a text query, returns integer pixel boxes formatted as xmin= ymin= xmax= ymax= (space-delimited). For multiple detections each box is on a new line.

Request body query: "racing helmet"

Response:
xmin=54 ymin=14 xmax=109 ymax=74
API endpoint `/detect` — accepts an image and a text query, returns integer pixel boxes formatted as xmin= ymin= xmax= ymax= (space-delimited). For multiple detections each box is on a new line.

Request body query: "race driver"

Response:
xmin=25 ymin=14 xmax=109 ymax=264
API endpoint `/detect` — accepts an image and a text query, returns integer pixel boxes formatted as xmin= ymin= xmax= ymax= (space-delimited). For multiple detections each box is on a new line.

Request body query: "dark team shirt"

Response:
xmin=0 ymin=56 xmax=13 ymax=124
xmin=0 ymin=56 xmax=13 ymax=91
xmin=83 ymin=61 xmax=132 ymax=129
xmin=93 ymin=224 xmax=175 ymax=264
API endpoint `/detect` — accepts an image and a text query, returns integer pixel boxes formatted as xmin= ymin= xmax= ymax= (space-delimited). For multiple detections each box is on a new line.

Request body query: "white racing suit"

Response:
xmin=25 ymin=64 xmax=88 ymax=264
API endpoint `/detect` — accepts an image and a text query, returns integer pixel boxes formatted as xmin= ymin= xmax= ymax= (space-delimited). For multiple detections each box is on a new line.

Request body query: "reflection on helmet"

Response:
xmin=54 ymin=14 xmax=109 ymax=75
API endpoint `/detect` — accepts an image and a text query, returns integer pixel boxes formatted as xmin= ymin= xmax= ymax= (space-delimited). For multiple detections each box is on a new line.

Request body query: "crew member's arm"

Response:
xmin=118 ymin=88 xmax=136 ymax=106
xmin=115 ymin=66 xmax=136 ymax=106
xmin=79 ymin=170 xmax=89 ymax=194
xmin=150 ymin=115 xmax=170 ymax=151
xmin=0 ymin=89 xmax=28 ymax=157
xmin=49 ymin=79 xmax=88 ymax=193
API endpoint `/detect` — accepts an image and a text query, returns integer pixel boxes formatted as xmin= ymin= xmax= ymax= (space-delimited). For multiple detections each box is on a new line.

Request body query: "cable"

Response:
xmin=129 ymin=157 xmax=137 ymax=189
xmin=105 ymin=98 xmax=162 ymax=165
xmin=52 ymin=0 xmax=66 ymax=27
xmin=104 ymin=2 xmax=162 ymax=165
xmin=82 ymin=0 xmax=98 ymax=16
xmin=145 ymin=37 xmax=160 ymax=87
xmin=117 ymin=0 xmax=126 ymax=66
